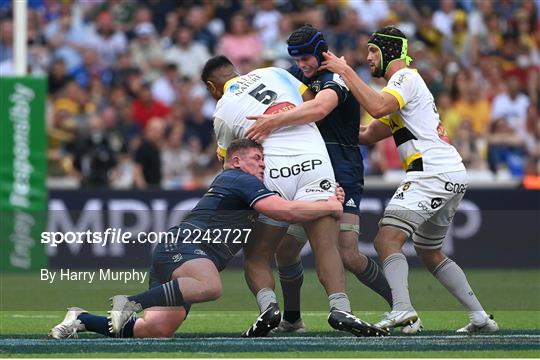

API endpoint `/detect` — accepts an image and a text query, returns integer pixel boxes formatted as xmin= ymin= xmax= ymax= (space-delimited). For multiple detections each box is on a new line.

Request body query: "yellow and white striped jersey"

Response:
xmin=213 ymin=67 xmax=327 ymax=157
xmin=380 ymin=68 xmax=465 ymax=174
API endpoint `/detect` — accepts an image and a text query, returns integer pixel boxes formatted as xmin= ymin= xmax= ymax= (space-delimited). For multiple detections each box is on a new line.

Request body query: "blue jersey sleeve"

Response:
xmin=319 ymin=71 xmax=349 ymax=104
xmin=232 ymin=173 xmax=275 ymax=207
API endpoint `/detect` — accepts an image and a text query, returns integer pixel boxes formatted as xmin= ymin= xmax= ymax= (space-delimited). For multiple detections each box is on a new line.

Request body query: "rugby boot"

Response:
xmin=457 ymin=314 xmax=499 ymax=334
xmin=374 ymin=310 xmax=419 ymax=332
xmin=242 ymin=302 xmax=281 ymax=337
xmin=273 ymin=318 xmax=306 ymax=333
xmin=48 ymin=307 xmax=87 ymax=339
xmin=108 ymin=295 xmax=142 ymax=334
xmin=328 ymin=309 xmax=388 ymax=337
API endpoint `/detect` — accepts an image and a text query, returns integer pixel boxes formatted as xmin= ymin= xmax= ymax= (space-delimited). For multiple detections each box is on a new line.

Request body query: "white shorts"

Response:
xmin=380 ymin=170 xmax=467 ymax=249
xmin=258 ymin=153 xmax=336 ymax=227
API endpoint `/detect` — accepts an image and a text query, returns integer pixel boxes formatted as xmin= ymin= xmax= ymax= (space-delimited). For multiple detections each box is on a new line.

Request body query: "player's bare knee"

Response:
xmin=275 ymin=246 xmax=300 ymax=267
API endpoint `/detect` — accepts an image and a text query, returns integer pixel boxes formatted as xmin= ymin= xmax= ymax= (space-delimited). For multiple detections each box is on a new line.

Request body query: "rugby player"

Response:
xmin=203 ymin=55 xmax=385 ymax=337
xmin=49 ymin=139 xmax=345 ymax=339
xmin=321 ymin=26 xmax=499 ymax=333
xmin=245 ymin=25 xmax=393 ymax=333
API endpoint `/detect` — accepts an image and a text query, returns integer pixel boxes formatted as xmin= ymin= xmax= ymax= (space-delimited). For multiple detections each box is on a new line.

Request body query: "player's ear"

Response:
xmin=206 ymin=81 xmax=216 ymax=95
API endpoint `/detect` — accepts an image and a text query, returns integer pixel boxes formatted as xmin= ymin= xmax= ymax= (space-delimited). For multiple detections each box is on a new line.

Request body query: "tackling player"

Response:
xmin=321 ymin=26 xmax=499 ymax=334
xmin=203 ymin=55 xmax=385 ymax=337
xmin=49 ymin=139 xmax=344 ymax=339
xmin=245 ymin=25 xmax=393 ymax=332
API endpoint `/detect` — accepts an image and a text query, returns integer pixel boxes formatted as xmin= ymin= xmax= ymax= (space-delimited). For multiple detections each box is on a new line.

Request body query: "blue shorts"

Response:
xmin=147 ymin=230 xmax=222 ymax=315
xmin=341 ymin=183 xmax=363 ymax=216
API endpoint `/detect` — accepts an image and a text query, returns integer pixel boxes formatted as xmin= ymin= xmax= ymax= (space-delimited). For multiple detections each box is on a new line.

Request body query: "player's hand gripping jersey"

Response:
xmin=381 ymin=68 xmax=465 ymax=174
xmin=214 ymin=67 xmax=327 ymax=157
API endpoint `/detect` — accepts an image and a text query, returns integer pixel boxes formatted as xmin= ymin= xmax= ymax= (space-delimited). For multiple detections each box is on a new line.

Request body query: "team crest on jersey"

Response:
xmin=402 ymin=182 xmax=411 ymax=191
xmin=311 ymin=81 xmax=321 ymax=93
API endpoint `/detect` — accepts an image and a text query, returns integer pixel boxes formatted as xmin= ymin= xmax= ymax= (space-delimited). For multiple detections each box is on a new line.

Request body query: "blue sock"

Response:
xmin=77 ymin=313 xmax=114 ymax=337
xmin=279 ymin=261 xmax=304 ymax=323
xmin=128 ymin=280 xmax=184 ymax=309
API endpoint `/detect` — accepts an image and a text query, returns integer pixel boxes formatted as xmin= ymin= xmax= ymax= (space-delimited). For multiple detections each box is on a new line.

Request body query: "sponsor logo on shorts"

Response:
xmin=194 ymin=249 xmax=207 ymax=256
xmin=393 ymin=192 xmax=404 ymax=200
xmin=269 ymin=159 xmax=322 ymax=179
xmin=417 ymin=201 xmax=437 ymax=217
xmin=431 ymin=198 xmax=443 ymax=209
xmin=320 ymin=179 xmax=332 ymax=190
xmin=306 ymin=188 xmax=325 ymax=193
xmin=172 ymin=254 xmax=183 ymax=263
xmin=444 ymin=181 xmax=467 ymax=194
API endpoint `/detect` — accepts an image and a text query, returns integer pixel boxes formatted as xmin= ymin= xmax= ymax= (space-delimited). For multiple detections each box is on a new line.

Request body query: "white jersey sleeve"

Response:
xmin=382 ymin=70 xmax=417 ymax=109
xmin=214 ymin=116 xmax=247 ymax=158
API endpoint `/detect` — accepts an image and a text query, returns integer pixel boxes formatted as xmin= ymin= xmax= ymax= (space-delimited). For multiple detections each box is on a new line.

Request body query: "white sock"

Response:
xmin=256 ymin=288 xmax=277 ymax=313
xmin=433 ymin=258 xmax=488 ymax=324
xmin=383 ymin=253 xmax=414 ymax=311
xmin=328 ymin=292 xmax=351 ymax=313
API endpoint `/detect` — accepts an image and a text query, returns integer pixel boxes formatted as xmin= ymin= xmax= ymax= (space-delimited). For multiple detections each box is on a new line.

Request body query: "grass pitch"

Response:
xmin=1 ymin=269 xmax=539 ymax=358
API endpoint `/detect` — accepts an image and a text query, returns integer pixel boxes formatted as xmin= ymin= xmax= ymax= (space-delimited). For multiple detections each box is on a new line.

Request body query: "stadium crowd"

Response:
xmin=0 ymin=0 xmax=538 ymax=189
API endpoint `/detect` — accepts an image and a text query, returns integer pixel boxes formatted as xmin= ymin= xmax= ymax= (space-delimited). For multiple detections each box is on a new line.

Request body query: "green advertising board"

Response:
xmin=0 ymin=76 xmax=47 ymax=271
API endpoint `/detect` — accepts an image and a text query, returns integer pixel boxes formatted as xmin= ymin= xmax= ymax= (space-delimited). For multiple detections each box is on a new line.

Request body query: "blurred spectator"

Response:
xmin=185 ymin=6 xmax=218 ymax=53
xmin=452 ymin=120 xmax=488 ymax=170
xmin=432 ymin=0 xmax=457 ymax=38
xmin=262 ymin=14 xmax=294 ymax=62
xmin=454 ymin=79 xmax=492 ymax=136
xmin=48 ymin=58 xmax=73 ymax=95
xmin=53 ymin=80 xmax=96 ymax=131
xmin=67 ymin=115 xmax=117 ymax=187
xmin=129 ymin=22 xmax=164 ymax=82
xmin=86 ymin=11 xmax=127 ymax=68
xmin=487 ymin=119 xmax=527 ymax=177
xmin=161 ymin=124 xmax=194 ymax=189
xmin=0 ymin=19 xmax=13 ymax=63
xmin=437 ymin=91 xmax=462 ymax=139
xmin=491 ymin=75 xmax=530 ymax=140
xmin=151 ymin=63 xmax=183 ymax=107
xmin=216 ymin=13 xmax=262 ymax=69
xmin=184 ymin=91 xmax=216 ymax=166
xmin=253 ymin=0 xmax=281 ymax=48
xmin=524 ymin=105 xmax=540 ymax=171
xmin=134 ymin=117 xmax=165 ymax=189
xmin=348 ymin=0 xmax=390 ymax=32
xmin=164 ymin=25 xmax=211 ymax=81
xmin=71 ymin=47 xmax=107 ymax=90
xmin=109 ymin=145 xmax=135 ymax=189
xmin=131 ymin=83 xmax=170 ymax=129
xmin=47 ymin=110 xmax=77 ymax=178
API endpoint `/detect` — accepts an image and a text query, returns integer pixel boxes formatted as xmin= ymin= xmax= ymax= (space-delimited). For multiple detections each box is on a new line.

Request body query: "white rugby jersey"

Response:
xmin=214 ymin=67 xmax=327 ymax=157
xmin=380 ymin=68 xmax=465 ymax=174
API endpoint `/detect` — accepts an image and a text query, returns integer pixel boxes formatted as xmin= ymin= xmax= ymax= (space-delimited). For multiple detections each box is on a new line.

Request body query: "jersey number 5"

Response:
xmin=249 ymin=84 xmax=277 ymax=105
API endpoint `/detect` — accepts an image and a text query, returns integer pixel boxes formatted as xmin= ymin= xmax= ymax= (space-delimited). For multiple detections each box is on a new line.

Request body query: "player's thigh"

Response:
xmin=412 ymin=171 xmax=467 ymax=251
xmin=171 ymin=257 xmax=221 ymax=286
xmin=275 ymin=231 xmax=305 ymax=266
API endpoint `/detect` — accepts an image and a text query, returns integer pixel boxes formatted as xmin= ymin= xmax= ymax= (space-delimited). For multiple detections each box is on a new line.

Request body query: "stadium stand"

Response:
xmin=0 ymin=0 xmax=538 ymax=189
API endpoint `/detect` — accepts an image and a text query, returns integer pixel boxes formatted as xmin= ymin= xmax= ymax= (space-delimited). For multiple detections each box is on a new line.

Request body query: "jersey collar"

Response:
xmin=223 ymin=77 xmax=240 ymax=92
